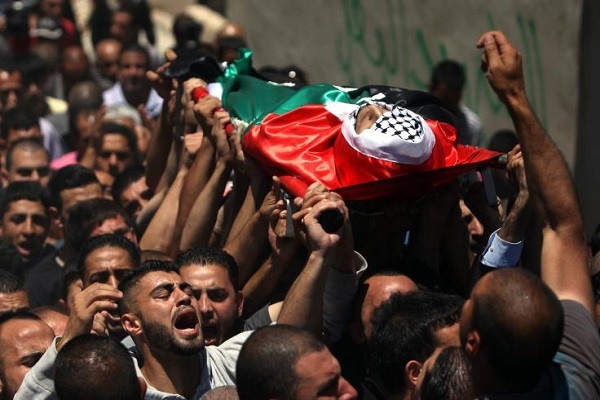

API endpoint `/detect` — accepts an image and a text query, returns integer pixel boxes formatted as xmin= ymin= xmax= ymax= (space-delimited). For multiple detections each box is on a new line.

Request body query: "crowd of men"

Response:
xmin=0 ymin=1 xmax=598 ymax=399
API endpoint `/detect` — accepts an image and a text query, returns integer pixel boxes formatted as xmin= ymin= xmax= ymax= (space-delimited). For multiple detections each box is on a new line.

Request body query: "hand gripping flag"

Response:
xmin=217 ymin=49 xmax=501 ymax=201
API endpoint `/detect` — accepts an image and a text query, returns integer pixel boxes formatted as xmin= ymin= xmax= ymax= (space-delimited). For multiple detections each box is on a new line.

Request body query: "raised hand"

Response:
xmin=476 ymin=30 xmax=525 ymax=103
xmin=58 ymin=283 xmax=123 ymax=350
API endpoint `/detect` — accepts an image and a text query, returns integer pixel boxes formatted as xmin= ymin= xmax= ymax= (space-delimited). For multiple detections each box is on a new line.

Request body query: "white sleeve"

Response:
xmin=322 ymin=251 xmax=368 ymax=342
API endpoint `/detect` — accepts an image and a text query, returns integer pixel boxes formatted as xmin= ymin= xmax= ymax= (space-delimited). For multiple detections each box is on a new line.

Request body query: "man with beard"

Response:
xmin=117 ymin=260 xmax=249 ymax=398
xmin=14 ymin=260 xmax=248 ymax=399
xmin=103 ymin=44 xmax=163 ymax=119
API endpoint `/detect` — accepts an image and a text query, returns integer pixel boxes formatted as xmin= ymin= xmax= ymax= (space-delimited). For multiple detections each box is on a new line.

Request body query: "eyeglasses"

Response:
xmin=98 ymin=151 xmax=131 ymax=161
xmin=15 ymin=166 xmax=50 ymax=178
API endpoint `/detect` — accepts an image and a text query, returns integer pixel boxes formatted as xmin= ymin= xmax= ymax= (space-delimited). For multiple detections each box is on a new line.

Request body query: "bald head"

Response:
xmin=62 ymin=46 xmax=90 ymax=84
xmin=462 ymin=269 xmax=563 ymax=386
xmin=68 ymin=81 xmax=102 ymax=105
xmin=95 ymin=39 xmax=122 ymax=82
xmin=217 ymin=21 xmax=245 ymax=40
xmin=357 ymin=273 xmax=418 ymax=341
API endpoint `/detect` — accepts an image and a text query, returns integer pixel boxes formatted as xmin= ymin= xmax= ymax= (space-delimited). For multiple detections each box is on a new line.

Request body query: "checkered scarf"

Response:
xmin=348 ymin=101 xmax=425 ymax=143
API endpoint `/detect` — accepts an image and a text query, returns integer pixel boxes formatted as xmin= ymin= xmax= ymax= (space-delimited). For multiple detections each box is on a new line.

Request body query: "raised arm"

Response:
xmin=478 ymin=31 xmax=592 ymax=315
xmin=179 ymin=110 xmax=234 ymax=252
xmin=144 ymin=52 xmax=177 ymax=191
xmin=277 ymin=193 xmax=347 ymax=334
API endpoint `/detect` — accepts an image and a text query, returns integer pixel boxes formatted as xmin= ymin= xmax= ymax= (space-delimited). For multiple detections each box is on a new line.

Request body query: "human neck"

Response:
xmin=139 ymin=345 xmax=201 ymax=398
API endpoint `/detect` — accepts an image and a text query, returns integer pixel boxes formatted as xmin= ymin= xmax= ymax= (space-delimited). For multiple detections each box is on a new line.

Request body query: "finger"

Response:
xmin=293 ymin=197 xmax=303 ymax=209
xmin=92 ymin=314 xmax=109 ymax=335
xmin=272 ymin=176 xmax=281 ymax=197
xmin=86 ymin=300 xmax=120 ymax=315
xmin=479 ymin=34 xmax=501 ymax=67
xmin=292 ymin=207 xmax=312 ymax=222
xmin=490 ymin=31 xmax=513 ymax=56
xmin=302 ymin=193 xmax=327 ymax=210
xmin=164 ymin=48 xmax=177 ymax=62
xmin=305 ymin=182 xmax=329 ymax=196
xmin=146 ymin=70 xmax=160 ymax=82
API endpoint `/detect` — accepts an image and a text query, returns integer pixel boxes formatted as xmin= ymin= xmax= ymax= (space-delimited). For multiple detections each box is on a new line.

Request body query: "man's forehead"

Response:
xmin=86 ymin=245 xmax=133 ymax=265
xmin=5 ymin=199 xmax=46 ymax=214
xmin=0 ymin=318 xmax=53 ymax=345
xmin=12 ymin=147 xmax=49 ymax=163
xmin=61 ymin=183 xmax=102 ymax=204
xmin=140 ymin=271 xmax=182 ymax=289
xmin=180 ymin=264 xmax=234 ymax=288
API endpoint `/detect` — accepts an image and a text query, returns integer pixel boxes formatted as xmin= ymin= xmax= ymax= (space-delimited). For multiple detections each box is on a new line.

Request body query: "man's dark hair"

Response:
xmin=176 ymin=247 xmax=239 ymax=291
xmin=111 ymin=165 xmax=146 ymax=206
xmin=48 ymin=164 xmax=99 ymax=211
xmin=55 ymin=334 xmax=142 ymax=400
xmin=472 ymin=269 xmax=564 ymax=386
xmin=66 ymin=198 xmax=132 ymax=253
xmin=1 ymin=108 xmax=40 ymax=140
xmin=0 ymin=181 xmax=50 ymax=217
xmin=421 ymin=346 xmax=473 ymax=400
xmin=0 ymin=269 xmax=24 ymax=295
xmin=236 ymin=325 xmax=326 ymax=400
xmin=118 ymin=259 xmax=179 ymax=314
xmin=5 ymin=138 xmax=48 ymax=171
xmin=369 ymin=290 xmax=464 ymax=395
xmin=430 ymin=60 xmax=465 ymax=91
xmin=77 ymin=233 xmax=140 ymax=279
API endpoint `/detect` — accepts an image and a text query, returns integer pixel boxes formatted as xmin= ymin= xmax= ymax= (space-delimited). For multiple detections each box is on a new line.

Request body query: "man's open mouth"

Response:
xmin=201 ymin=322 xmax=219 ymax=346
xmin=173 ymin=308 xmax=200 ymax=338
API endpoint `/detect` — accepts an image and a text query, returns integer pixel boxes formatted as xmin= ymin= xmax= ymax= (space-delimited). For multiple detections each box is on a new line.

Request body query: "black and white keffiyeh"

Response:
xmin=372 ymin=106 xmax=424 ymax=143
xmin=327 ymin=98 xmax=436 ymax=165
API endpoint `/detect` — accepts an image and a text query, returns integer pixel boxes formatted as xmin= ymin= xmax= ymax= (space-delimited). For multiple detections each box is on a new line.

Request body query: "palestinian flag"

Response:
xmin=217 ymin=50 xmax=501 ymax=201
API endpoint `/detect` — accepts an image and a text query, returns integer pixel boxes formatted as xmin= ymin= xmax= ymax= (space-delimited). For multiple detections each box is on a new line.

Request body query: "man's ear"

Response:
xmin=236 ymin=291 xmax=244 ymax=318
xmin=464 ymin=329 xmax=481 ymax=357
xmin=121 ymin=312 xmax=143 ymax=337
xmin=405 ymin=360 xmax=422 ymax=387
